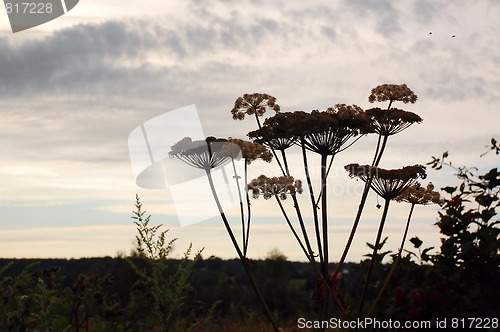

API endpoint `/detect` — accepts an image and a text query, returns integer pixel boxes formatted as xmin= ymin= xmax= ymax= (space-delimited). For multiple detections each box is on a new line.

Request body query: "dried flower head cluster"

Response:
xmin=231 ymin=93 xmax=280 ymax=120
xmin=299 ymin=108 xmax=372 ymax=155
xmin=247 ymin=175 xmax=303 ymax=200
xmin=368 ymin=84 xmax=418 ymax=104
xmin=249 ymin=108 xmax=372 ymax=155
xmin=326 ymin=104 xmax=374 ymax=134
xmin=345 ymin=163 xmax=427 ymax=199
xmin=366 ymin=108 xmax=422 ymax=136
xmin=226 ymin=138 xmax=273 ymax=164
xmin=248 ymin=112 xmax=298 ymax=150
xmin=395 ymin=183 xmax=443 ymax=205
xmin=169 ymin=136 xmax=231 ymax=170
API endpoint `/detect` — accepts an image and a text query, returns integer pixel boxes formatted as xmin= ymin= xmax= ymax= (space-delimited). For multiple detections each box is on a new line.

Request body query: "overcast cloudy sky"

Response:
xmin=0 ymin=0 xmax=499 ymax=261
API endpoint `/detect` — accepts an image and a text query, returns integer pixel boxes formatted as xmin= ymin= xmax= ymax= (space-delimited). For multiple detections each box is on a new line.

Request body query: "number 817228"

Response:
xmin=5 ymin=2 xmax=54 ymax=14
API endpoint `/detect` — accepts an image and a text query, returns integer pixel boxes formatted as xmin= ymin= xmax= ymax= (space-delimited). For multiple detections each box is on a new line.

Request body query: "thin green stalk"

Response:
xmin=205 ymin=170 xmax=280 ymax=332
xmin=366 ymin=203 xmax=415 ymax=317
xmin=358 ymin=198 xmax=391 ymax=318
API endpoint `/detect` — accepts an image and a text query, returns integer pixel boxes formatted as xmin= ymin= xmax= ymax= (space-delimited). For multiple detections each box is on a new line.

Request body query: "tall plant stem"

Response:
xmin=281 ymin=149 xmax=319 ymax=276
xmin=370 ymin=98 xmax=392 ymax=165
xmin=366 ymin=203 xmax=415 ymax=317
xmin=244 ymin=162 xmax=251 ymax=256
xmin=290 ymin=193 xmax=318 ymax=267
xmin=358 ymin=198 xmax=391 ymax=318
xmin=206 ymin=170 xmax=280 ymax=331
xmin=313 ymin=134 xmax=363 ymax=206
xmin=281 ymin=149 xmax=290 ymax=176
xmin=321 ymin=153 xmax=329 ymax=278
xmin=230 ymin=158 xmax=247 ymax=256
xmin=301 ymin=139 xmax=324 ymax=266
xmin=275 ymin=196 xmax=310 ymax=260
xmin=315 ymin=155 xmax=335 ymax=207
xmin=374 ymin=135 xmax=388 ymax=167
xmin=371 ymin=133 xmax=382 ymax=166
xmin=280 ymin=150 xmax=348 ymax=316
xmin=320 ymin=153 xmax=330 ymax=323
xmin=331 ymin=134 xmax=389 ymax=282
xmin=275 ymin=196 xmax=348 ymax=316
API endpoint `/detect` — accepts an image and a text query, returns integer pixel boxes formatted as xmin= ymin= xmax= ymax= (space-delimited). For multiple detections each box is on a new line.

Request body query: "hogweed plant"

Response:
xmin=170 ymin=84 xmax=437 ymax=330
xmin=169 ymin=136 xmax=281 ymax=331
xmin=331 ymin=85 xmax=423 ymax=287
xmin=250 ymin=106 xmax=374 ymax=319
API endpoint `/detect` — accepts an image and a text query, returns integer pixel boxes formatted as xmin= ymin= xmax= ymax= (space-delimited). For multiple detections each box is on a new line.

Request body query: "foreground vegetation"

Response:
xmin=0 ymin=255 xmax=365 ymax=331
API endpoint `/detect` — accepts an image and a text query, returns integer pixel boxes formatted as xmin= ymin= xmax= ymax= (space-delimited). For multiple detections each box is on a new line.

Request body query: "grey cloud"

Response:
xmin=413 ymin=0 xmax=440 ymax=25
xmin=0 ymin=21 xmax=156 ymax=96
xmin=321 ymin=25 xmax=337 ymax=43
xmin=422 ymin=74 xmax=493 ymax=102
xmin=0 ymin=5 xmax=346 ymax=98
xmin=0 ymin=18 xmax=256 ymax=96
xmin=344 ymin=0 xmax=401 ymax=36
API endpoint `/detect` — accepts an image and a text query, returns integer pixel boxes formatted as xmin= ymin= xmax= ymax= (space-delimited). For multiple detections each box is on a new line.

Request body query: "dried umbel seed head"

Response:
xmin=247 ymin=112 xmax=299 ymax=150
xmin=259 ymin=109 xmax=371 ymax=156
xmin=226 ymin=138 xmax=273 ymax=164
xmin=326 ymin=104 xmax=374 ymax=134
xmin=231 ymin=93 xmax=280 ymax=120
xmin=395 ymin=182 xmax=443 ymax=205
xmin=169 ymin=136 xmax=231 ymax=170
xmin=368 ymin=84 xmax=418 ymax=104
xmin=345 ymin=163 xmax=426 ymax=199
xmin=366 ymin=107 xmax=422 ymax=136
xmin=247 ymin=174 xmax=303 ymax=200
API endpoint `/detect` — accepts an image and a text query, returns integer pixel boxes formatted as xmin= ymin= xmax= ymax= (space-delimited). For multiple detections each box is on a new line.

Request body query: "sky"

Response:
xmin=0 ymin=0 xmax=499 ymax=262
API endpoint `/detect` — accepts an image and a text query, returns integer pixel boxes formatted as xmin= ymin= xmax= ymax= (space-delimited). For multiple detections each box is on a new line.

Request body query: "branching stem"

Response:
xmin=366 ymin=203 xmax=415 ymax=317
xmin=358 ymin=198 xmax=391 ymax=318
xmin=206 ymin=170 xmax=279 ymax=331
